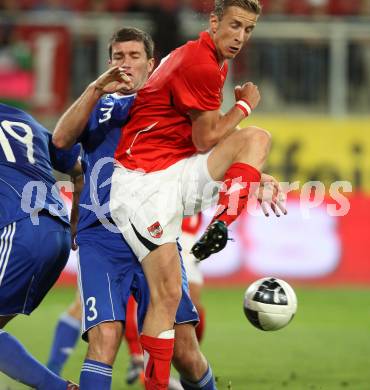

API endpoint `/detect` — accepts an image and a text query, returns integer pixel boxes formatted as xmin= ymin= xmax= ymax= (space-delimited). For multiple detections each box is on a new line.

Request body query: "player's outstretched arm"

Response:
xmin=190 ymin=82 xmax=260 ymax=152
xmin=53 ymin=66 xmax=133 ymax=149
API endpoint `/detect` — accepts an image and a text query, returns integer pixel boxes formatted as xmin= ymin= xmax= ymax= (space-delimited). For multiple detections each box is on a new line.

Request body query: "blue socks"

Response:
xmin=80 ymin=359 xmax=112 ymax=390
xmin=181 ymin=364 xmax=217 ymax=389
xmin=47 ymin=313 xmax=81 ymax=375
xmin=0 ymin=330 xmax=67 ymax=390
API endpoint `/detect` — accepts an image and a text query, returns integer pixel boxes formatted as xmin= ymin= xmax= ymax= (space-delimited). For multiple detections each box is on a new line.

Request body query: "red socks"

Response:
xmin=213 ymin=162 xmax=261 ymax=226
xmin=195 ymin=306 xmax=205 ymax=343
xmin=124 ymin=295 xmax=143 ymax=356
xmin=140 ymin=331 xmax=175 ymax=389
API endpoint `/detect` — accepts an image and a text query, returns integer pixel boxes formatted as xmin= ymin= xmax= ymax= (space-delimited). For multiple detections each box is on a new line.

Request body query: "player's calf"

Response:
xmin=79 ymin=321 xmax=122 ymax=389
xmin=140 ymin=330 xmax=175 ymax=389
xmin=86 ymin=321 xmax=123 ymax=365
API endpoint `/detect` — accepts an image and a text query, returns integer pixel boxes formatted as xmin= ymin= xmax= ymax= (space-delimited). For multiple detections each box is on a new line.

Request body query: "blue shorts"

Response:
xmin=0 ymin=214 xmax=70 ymax=316
xmin=77 ymin=223 xmax=198 ymax=340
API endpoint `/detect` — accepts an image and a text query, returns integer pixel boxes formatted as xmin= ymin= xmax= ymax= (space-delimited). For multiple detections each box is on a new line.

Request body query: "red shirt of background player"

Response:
xmin=114 ymin=31 xmax=228 ymax=172
xmin=182 ymin=214 xmax=203 ymax=235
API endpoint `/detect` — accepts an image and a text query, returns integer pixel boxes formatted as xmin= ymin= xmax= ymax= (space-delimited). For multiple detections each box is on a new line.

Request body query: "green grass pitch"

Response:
xmin=1 ymin=286 xmax=370 ymax=389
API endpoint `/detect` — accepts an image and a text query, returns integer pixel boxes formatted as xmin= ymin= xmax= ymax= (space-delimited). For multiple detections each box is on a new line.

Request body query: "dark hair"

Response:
xmin=108 ymin=27 xmax=154 ymax=60
xmin=213 ymin=0 xmax=262 ymax=19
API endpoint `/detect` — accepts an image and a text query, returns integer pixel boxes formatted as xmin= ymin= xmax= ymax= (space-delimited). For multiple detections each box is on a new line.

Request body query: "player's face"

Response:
xmin=109 ymin=41 xmax=154 ymax=93
xmin=210 ymin=6 xmax=258 ymax=62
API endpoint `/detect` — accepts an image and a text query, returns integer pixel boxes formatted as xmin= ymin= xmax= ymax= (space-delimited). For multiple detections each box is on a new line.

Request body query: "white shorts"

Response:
xmin=179 ymin=232 xmax=203 ymax=285
xmin=110 ymin=152 xmax=220 ymax=261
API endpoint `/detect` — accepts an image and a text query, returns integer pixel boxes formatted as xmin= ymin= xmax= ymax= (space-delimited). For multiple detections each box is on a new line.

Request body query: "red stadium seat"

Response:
xmin=18 ymin=0 xmax=39 ymax=10
xmin=286 ymin=0 xmax=311 ymax=16
xmin=328 ymin=0 xmax=360 ymax=15
xmin=69 ymin=0 xmax=90 ymax=12
xmin=190 ymin=0 xmax=214 ymax=14
xmin=105 ymin=0 xmax=134 ymax=12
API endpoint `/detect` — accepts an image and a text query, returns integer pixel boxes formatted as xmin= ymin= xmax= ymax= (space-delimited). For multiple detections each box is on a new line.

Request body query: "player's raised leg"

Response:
xmin=191 ymin=125 xmax=271 ymax=260
xmin=209 ymin=125 xmax=271 ymax=221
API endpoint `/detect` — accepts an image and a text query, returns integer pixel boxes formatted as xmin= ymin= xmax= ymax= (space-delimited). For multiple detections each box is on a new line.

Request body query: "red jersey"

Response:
xmin=115 ymin=31 xmax=228 ymax=172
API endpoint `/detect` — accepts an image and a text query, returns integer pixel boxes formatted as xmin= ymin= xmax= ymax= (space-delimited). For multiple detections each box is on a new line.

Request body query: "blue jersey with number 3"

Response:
xmin=77 ymin=93 xmax=135 ymax=231
xmin=0 ymin=104 xmax=80 ymax=229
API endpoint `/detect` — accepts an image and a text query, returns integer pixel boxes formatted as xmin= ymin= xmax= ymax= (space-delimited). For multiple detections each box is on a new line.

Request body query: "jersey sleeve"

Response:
xmin=49 ymin=135 xmax=81 ymax=173
xmin=76 ymin=106 xmax=99 ymax=145
xmin=77 ymin=95 xmax=133 ymax=145
xmin=171 ymin=63 xmax=223 ymax=113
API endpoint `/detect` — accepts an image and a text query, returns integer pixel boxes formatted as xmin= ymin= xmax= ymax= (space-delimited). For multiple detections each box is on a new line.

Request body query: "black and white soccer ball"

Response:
xmin=243 ymin=277 xmax=297 ymax=331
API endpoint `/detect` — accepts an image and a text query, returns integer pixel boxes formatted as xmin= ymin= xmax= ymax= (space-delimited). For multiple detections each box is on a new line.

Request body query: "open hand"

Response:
xmin=256 ymin=173 xmax=287 ymax=217
xmin=94 ymin=66 xmax=134 ymax=95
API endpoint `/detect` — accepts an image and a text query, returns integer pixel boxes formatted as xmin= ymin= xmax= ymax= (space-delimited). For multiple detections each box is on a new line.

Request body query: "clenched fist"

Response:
xmin=234 ymin=82 xmax=261 ymax=110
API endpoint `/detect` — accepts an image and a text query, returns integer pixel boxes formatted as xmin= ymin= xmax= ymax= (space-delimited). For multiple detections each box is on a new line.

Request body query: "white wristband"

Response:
xmin=236 ymin=99 xmax=252 ymax=117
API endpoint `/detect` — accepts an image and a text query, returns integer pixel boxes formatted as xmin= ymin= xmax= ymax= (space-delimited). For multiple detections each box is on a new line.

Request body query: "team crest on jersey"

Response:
xmin=147 ymin=221 xmax=163 ymax=239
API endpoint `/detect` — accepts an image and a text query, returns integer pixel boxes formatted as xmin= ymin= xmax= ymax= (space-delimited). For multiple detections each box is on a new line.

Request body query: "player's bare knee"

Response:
xmin=248 ymin=126 xmax=271 ymax=152
xmin=235 ymin=126 xmax=271 ymax=164
xmin=88 ymin=321 xmax=123 ymax=352
xmin=227 ymin=126 xmax=270 ymax=160
xmin=241 ymin=126 xmax=271 ymax=148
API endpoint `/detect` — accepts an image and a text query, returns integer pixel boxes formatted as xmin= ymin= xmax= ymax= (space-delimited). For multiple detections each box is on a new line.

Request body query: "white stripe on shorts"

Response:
xmin=107 ymin=273 xmax=116 ymax=321
xmin=76 ymin=250 xmax=86 ymax=333
xmin=0 ymin=222 xmax=16 ymax=286
xmin=0 ymin=225 xmax=11 ymax=266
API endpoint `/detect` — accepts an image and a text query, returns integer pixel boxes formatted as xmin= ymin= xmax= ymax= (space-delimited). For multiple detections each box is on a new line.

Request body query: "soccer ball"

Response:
xmin=243 ymin=277 xmax=297 ymax=331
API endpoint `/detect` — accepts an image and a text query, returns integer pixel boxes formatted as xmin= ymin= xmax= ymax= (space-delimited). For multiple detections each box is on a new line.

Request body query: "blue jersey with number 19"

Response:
xmin=0 ymin=103 xmax=80 ymax=229
xmin=77 ymin=93 xmax=135 ymax=232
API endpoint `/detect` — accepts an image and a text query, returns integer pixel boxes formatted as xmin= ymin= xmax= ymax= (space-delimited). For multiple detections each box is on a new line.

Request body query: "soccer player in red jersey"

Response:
xmin=110 ymin=1 xmax=286 ymax=388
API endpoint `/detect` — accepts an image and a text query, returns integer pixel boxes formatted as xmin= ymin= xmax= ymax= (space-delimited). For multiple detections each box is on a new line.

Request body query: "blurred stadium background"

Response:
xmin=1 ymin=0 xmax=370 ymax=389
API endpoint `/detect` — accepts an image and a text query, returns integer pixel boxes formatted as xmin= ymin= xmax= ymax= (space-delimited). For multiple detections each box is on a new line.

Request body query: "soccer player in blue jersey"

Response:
xmin=0 ymin=103 xmax=81 ymax=389
xmin=52 ymin=27 xmax=218 ymax=390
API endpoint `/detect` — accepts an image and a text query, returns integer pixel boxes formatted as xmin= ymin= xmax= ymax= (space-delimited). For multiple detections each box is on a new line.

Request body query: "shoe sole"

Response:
xmin=191 ymin=222 xmax=228 ymax=261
